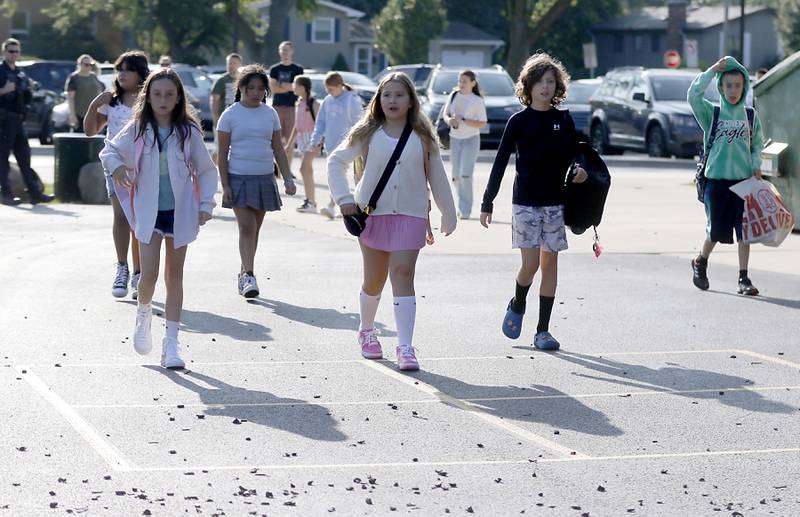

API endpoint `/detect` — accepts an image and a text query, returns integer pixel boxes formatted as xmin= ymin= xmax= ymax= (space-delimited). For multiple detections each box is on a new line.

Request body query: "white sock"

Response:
xmin=393 ymin=296 xmax=416 ymax=347
xmin=137 ymin=302 xmax=151 ymax=315
xmin=359 ymin=290 xmax=381 ymax=331
xmin=165 ymin=320 xmax=179 ymax=340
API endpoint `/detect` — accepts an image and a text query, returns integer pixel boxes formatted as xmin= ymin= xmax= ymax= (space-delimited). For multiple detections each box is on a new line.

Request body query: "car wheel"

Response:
xmin=647 ymin=125 xmax=668 ymax=158
xmin=591 ymin=122 xmax=621 ymax=155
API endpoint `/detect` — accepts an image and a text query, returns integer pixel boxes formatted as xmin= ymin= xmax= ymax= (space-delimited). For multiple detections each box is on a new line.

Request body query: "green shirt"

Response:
xmin=65 ymin=72 xmax=102 ymax=118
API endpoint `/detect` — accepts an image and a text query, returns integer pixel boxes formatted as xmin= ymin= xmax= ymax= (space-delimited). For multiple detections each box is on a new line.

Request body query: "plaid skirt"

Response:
xmin=224 ymin=173 xmax=282 ymax=212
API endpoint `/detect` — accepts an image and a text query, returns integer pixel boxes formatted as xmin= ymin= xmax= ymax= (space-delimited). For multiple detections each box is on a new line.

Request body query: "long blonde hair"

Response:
xmin=345 ymin=72 xmax=438 ymax=148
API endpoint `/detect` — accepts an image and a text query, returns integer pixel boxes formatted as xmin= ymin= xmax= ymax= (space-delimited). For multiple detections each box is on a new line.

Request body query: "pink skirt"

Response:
xmin=359 ymin=214 xmax=427 ymax=252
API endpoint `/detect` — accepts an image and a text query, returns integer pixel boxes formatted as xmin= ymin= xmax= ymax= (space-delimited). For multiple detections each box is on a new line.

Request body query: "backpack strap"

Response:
xmin=745 ymin=107 xmax=755 ymax=153
xmin=445 ymin=90 xmax=458 ymax=118
xmin=181 ymin=126 xmax=202 ymax=207
xmin=706 ymin=106 xmax=721 ymax=156
xmin=130 ymin=135 xmax=145 ymax=224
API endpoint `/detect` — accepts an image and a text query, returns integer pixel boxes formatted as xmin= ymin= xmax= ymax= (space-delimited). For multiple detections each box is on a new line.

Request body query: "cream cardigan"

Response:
xmin=327 ymin=129 xmax=457 ymax=234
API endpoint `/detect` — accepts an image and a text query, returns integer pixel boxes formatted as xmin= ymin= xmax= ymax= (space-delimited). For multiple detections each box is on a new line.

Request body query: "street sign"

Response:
xmin=583 ymin=42 xmax=597 ymax=70
xmin=684 ymin=39 xmax=698 ymax=68
xmin=665 ymin=50 xmax=681 ymax=69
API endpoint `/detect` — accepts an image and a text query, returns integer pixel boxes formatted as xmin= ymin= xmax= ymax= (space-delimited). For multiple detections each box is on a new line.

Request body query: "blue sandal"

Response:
xmin=533 ymin=331 xmax=560 ymax=351
xmin=502 ymin=299 xmax=524 ymax=339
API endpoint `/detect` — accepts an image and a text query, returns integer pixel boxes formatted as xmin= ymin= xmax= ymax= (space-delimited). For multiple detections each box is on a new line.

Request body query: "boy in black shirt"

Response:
xmin=480 ymin=53 xmax=586 ymax=351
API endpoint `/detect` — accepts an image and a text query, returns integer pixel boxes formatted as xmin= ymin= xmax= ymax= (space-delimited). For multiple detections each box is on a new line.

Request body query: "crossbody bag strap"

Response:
xmin=365 ymin=122 xmax=412 ymax=213
xmin=745 ymin=107 xmax=755 ymax=153
xmin=701 ymin=106 xmax=721 ymax=173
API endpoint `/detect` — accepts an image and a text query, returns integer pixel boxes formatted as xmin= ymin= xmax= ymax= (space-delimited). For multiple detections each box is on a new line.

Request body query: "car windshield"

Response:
xmin=22 ymin=63 xmax=73 ymax=92
xmin=650 ymin=75 xmax=719 ymax=102
xmin=431 ymin=72 xmax=515 ymax=96
xmin=567 ymin=83 xmax=598 ymax=103
xmin=177 ymin=70 xmax=197 ymax=88
xmin=338 ymin=72 xmax=376 ymax=87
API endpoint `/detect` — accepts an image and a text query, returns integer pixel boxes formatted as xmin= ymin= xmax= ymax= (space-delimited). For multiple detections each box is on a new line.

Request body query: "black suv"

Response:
xmin=17 ymin=60 xmax=74 ymax=144
xmin=589 ymin=67 xmax=720 ymax=158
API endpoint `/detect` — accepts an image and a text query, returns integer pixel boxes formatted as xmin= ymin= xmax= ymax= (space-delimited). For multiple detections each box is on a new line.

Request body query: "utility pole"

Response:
xmin=739 ymin=0 xmax=745 ymax=63
xmin=720 ymin=0 xmax=729 ymax=56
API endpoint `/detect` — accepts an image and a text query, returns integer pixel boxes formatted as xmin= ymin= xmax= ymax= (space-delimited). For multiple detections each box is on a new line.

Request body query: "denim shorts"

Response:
xmin=154 ymin=210 xmax=175 ymax=238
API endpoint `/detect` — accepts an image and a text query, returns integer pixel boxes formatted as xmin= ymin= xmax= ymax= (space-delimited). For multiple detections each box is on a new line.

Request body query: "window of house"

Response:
xmin=354 ymin=45 xmax=371 ymax=76
xmin=634 ymin=34 xmax=643 ymax=53
xmin=651 ymin=33 xmax=660 ymax=52
xmin=613 ymin=34 xmax=624 ymax=53
xmin=11 ymin=10 xmax=29 ymax=37
xmin=312 ymin=17 xmax=334 ymax=43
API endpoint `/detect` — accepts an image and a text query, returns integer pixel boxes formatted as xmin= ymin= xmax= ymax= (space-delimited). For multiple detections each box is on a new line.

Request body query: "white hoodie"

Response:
xmin=100 ymin=122 xmax=218 ymax=248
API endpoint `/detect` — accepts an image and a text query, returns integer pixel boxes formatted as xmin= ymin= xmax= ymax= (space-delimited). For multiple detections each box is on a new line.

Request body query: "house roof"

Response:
xmin=592 ymin=5 xmax=774 ymax=32
xmin=350 ymin=19 xmax=373 ymax=42
xmin=442 ymin=21 xmax=502 ymax=42
xmin=249 ymin=0 xmax=364 ymax=18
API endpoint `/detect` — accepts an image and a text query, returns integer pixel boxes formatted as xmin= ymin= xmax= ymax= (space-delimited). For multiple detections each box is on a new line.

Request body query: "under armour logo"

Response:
xmin=553 ymin=123 xmax=561 ymax=130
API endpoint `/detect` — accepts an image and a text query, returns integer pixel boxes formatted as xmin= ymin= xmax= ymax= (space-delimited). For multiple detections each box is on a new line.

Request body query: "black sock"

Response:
xmin=246 ymin=270 xmax=254 ymax=276
xmin=511 ymin=281 xmax=531 ymax=314
xmin=739 ymin=269 xmax=748 ymax=280
xmin=537 ymin=296 xmax=555 ymax=333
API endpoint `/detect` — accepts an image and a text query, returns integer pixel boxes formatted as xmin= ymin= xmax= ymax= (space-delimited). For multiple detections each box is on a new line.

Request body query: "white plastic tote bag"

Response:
xmin=729 ymin=177 xmax=795 ymax=247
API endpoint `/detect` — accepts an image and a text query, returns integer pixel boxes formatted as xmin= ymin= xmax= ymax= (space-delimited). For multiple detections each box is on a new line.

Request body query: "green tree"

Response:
xmin=535 ymin=0 xmax=622 ymax=78
xmin=778 ymin=0 xmax=800 ymax=53
xmin=373 ymin=0 xmax=447 ymax=65
xmin=44 ymin=0 xmax=232 ymax=64
xmin=332 ymin=52 xmax=350 ymax=70
xmin=505 ymin=0 xmax=576 ymax=76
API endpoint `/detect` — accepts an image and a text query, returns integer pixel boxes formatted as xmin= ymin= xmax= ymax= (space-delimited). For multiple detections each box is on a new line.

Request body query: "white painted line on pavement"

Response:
xmin=22 ymin=348 xmax=743 ymax=369
xmin=69 ymin=384 xmax=800 ymax=409
xmin=127 ymin=447 xmax=800 ymax=473
xmin=14 ymin=365 xmax=137 ymax=472
xmin=734 ymin=349 xmax=800 ymax=371
xmin=358 ymin=359 xmax=590 ymax=459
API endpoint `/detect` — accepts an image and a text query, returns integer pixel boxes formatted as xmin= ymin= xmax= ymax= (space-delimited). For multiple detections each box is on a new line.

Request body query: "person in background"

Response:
xmin=65 ymin=53 xmax=103 ymax=133
xmin=0 ymin=38 xmax=54 ymax=206
xmin=211 ymin=53 xmax=243 ymax=158
xmin=159 ymin=55 xmax=172 ymax=68
xmin=268 ymin=41 xmax=303 ymax=169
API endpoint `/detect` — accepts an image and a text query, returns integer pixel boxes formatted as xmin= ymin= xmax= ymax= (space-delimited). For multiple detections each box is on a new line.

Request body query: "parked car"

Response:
xmin=301 ymin=72 xmax=376 ymax=107
xmin=563 ymin=78 xmax=602 ymax=139
xmin=17 ymin=60 xmax=74 ymax=144
xmin=373 ymin=63 xmax=435 ymax=88
xmin=419 ymin=65 xmax=519 ymax=149
xmin=589 ymin=67 xmax=752 ymax=158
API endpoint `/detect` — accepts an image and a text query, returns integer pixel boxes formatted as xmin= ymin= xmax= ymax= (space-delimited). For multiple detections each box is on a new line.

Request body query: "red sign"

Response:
xmin=665 ymin=50 xmax=681 ymax=69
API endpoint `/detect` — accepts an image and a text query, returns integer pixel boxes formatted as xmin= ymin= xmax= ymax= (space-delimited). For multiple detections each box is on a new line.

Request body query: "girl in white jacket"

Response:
xmin=327 ymin=72 xmax=457 ymax=371
xmin=100 ymin=68 xmax=218 ymax=369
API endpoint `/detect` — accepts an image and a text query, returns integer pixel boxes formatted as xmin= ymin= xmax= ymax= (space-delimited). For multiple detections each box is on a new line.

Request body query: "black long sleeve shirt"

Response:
xmin=481 ymin=107 xmax=578 ymax=214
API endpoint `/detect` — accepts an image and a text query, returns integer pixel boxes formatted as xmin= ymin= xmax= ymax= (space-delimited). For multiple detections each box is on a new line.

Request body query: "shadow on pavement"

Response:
xmin=8 ymin=204 xmax=80 ymax=217
xmin=248 ymin=298 xmax=397 ymax=336
xmin=405 ymin=369 xmax=623 ymax=437
xmin=144 ymin=366 xmax=348 ymax=442
xmin=148 ymin=301 xmax=273 ymax=342
xmin=708 ymin=289 xmax=800 ymax=310
xmin=552 ymin=351 xmax=796 ymax=414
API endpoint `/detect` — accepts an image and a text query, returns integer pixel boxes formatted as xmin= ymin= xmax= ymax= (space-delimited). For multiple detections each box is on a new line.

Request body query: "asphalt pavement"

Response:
xmin=1 ymin=142 xmax=799 ymax=515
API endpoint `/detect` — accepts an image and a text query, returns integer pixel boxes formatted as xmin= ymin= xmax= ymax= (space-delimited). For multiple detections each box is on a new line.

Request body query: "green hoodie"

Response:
xmin=687 ymin=56 xmax=764 ymax=180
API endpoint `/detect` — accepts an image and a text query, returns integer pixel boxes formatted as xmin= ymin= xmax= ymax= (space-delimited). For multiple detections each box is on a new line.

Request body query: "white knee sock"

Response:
xmin=165 ymin=320 xmax=179 ymax=340
xmin=393 ymin=296 xmax=416 ymax=347
xmin=359 ymin=291 xmax=381 ymax=331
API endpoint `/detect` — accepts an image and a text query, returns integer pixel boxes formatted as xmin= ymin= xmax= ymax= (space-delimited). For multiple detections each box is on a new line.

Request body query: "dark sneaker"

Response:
xmin=737 ymin=276 xmax=759 ymax=296
xmin=533 ymin=331 xmax=561 ymax=351
xmin=30 ymin=192 xmax=55 ymax=205
xmin=691 ymin=257 xmax=709 ymax=291
xmin=1 ymin=193 xmax=21 ymax=206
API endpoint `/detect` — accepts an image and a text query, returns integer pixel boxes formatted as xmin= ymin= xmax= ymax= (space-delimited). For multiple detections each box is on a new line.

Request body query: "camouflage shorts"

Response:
xmin=511 ymin=204 xmax=568 ymax=252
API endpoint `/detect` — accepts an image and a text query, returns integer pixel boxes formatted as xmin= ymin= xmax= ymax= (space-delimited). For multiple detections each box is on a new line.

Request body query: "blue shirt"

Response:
xmin=157 ymin=127 xmax=175 ymax=211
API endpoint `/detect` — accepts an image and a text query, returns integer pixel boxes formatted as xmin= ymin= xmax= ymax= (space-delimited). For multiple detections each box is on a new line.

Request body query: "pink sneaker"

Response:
xmin=396 ymin=345 xmax=419 ymax=371
xmin=358 ymin=328 xmax=383 ymax=359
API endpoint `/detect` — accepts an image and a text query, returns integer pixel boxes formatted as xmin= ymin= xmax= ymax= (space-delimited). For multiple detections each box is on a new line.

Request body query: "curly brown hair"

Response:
xmin=234 ymin=64 xmax=271 ymax=103
xmin=515 ymin=52 xmax=570 ymax=107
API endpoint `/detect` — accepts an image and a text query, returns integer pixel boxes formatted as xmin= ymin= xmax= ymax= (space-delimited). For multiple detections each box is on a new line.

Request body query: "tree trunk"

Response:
xmin=264 ymin=0 xmax=294 ymax=63
xmin=506 ymin=0 xmax=574 ymax=77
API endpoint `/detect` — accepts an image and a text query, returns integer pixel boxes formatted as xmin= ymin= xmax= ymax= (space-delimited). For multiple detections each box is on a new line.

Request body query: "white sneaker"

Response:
xmin=112 ymin=263 xmax=129 ymax=298
xmin=160 ymin=336 xmax=185 ymax=369
xmin=296 ymin=199 xmax=317 ymax=213
xmin=237 ymin=273 xmax=246 ymax=296
xmin=130 ymin=272 xmax=140 ymax=300
xmin=241 ymin=274 xmax=259 ymax=299
xmin=133 ymin=307 xmax=152 ymax=355
xmin=319 ymin=200 xmax=336 ymax=219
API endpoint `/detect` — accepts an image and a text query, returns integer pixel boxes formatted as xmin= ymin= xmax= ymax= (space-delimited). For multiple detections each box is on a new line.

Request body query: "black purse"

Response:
xmin=343 ymin=122 xmax=413 ymax=236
